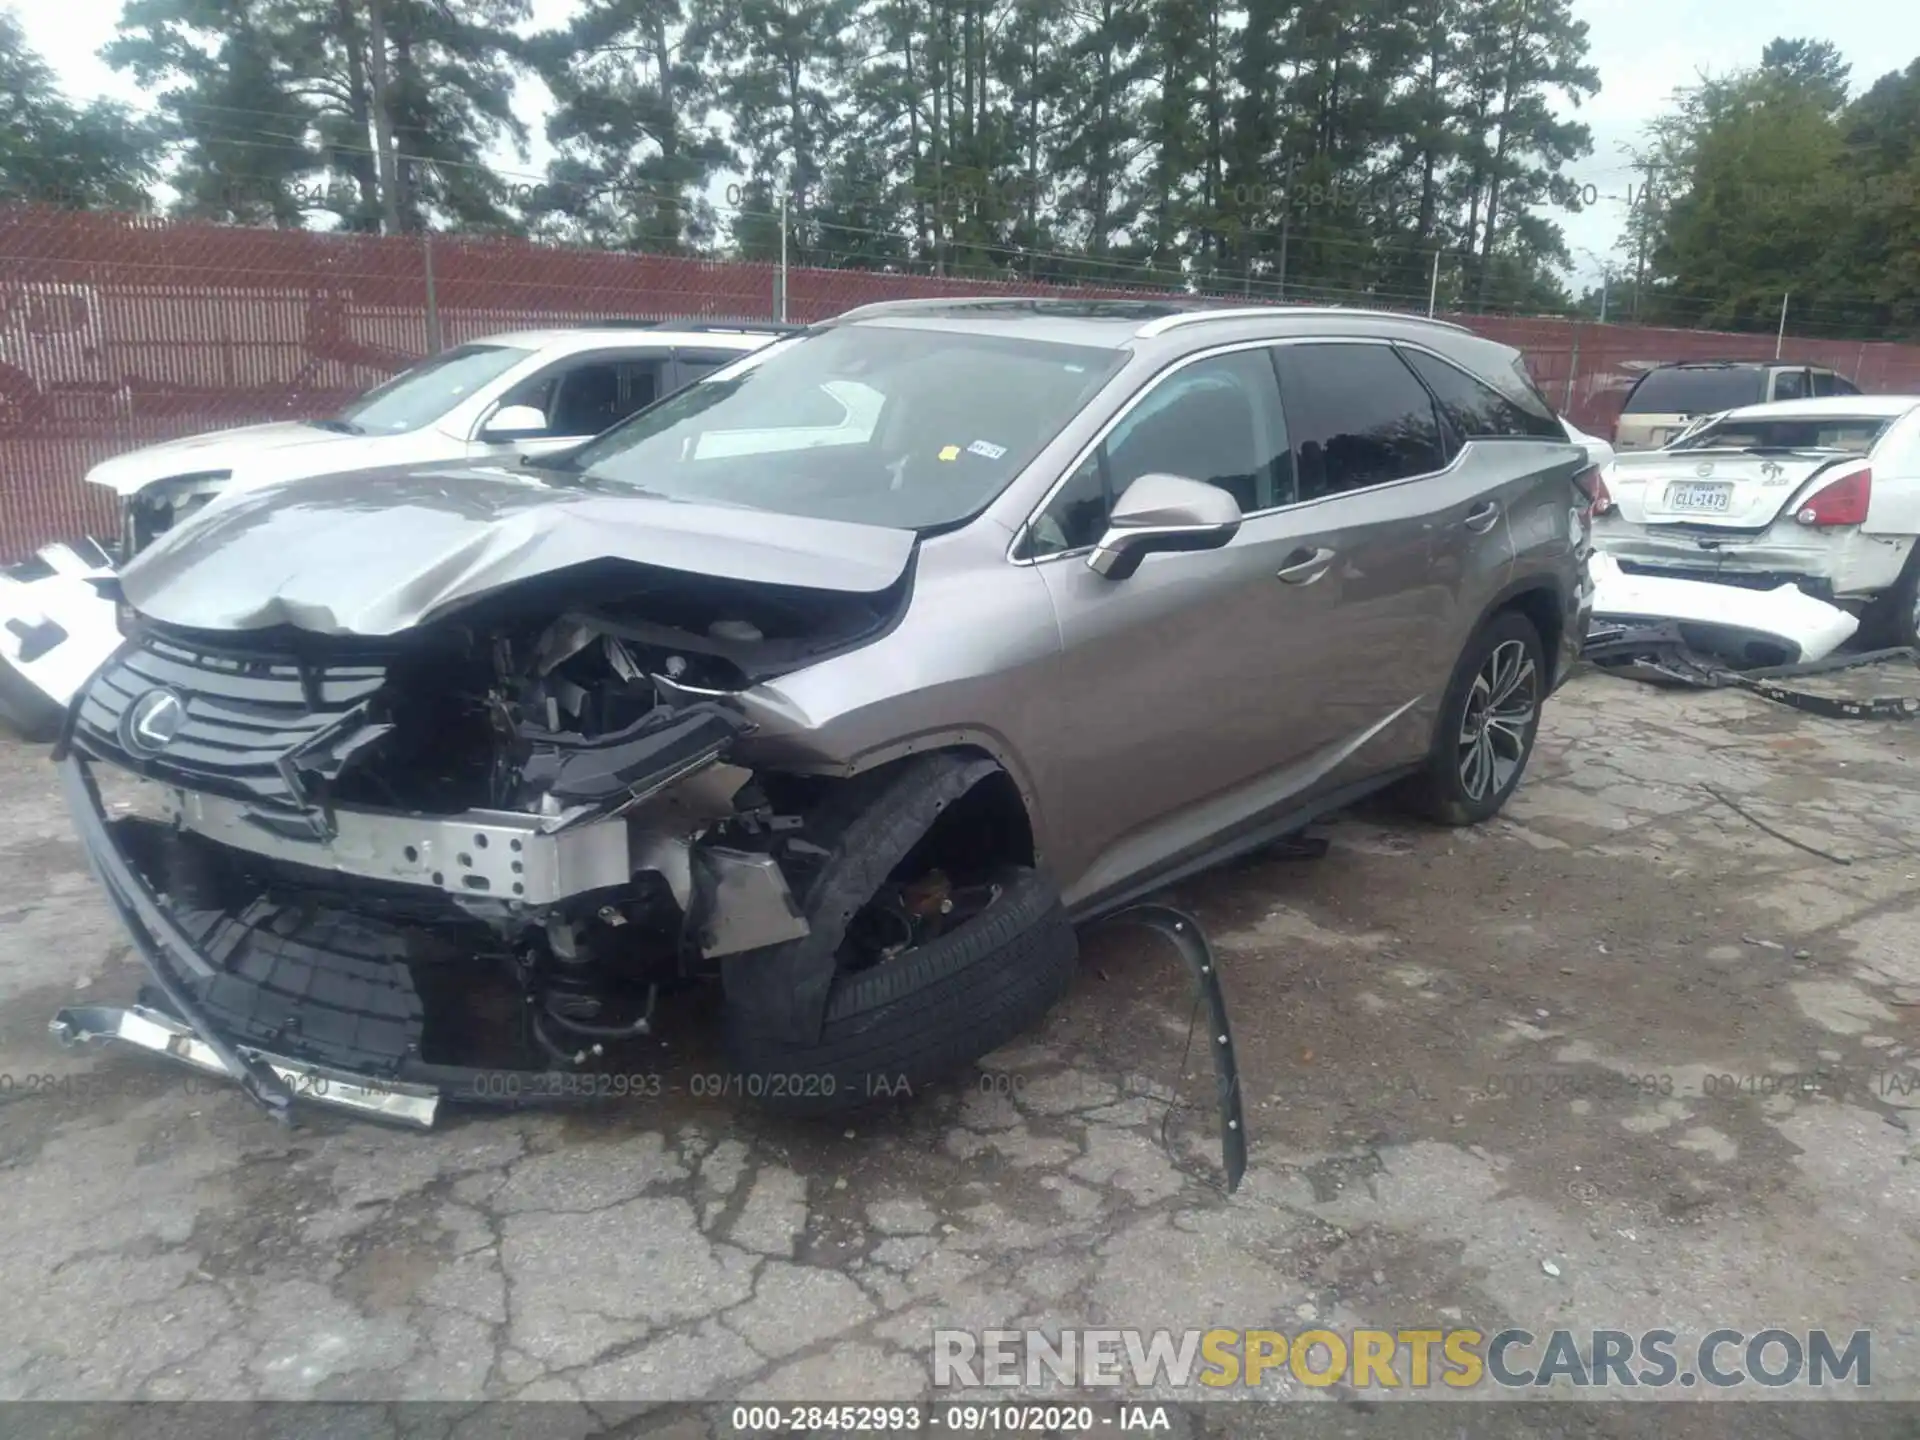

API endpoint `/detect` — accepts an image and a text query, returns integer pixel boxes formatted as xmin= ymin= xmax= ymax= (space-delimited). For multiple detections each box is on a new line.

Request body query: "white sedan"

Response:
xmin=1590 ymin=396 xmax=1920 ymax=647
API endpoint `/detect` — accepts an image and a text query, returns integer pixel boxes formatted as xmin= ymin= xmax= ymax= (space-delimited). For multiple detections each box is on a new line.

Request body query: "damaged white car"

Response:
xmin=1592 ymin=396 xmax=1920 ymax=648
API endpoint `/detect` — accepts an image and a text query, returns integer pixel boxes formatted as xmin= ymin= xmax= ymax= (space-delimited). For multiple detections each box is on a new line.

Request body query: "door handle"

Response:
xmin=1463 ymin=500 xmax=1501 ymax=533
xmin=1275 ymin=546 xmax=1336 ymax=584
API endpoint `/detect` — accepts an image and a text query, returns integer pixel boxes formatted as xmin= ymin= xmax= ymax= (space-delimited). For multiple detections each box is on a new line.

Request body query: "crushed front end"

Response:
xmin=49 ymin=591 xmax=852 ymax=1126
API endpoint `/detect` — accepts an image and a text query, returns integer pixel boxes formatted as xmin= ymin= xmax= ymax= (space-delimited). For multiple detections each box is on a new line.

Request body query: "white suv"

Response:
xmin=0 ymin=321 xmax=787 ymax=737
xmin=95 ymin=322 xmax=787 ymax=554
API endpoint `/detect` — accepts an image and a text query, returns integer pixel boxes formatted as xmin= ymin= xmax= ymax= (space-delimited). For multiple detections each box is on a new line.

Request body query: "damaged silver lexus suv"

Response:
xmin=51 ymin=299 xmax=1594 ymax=1126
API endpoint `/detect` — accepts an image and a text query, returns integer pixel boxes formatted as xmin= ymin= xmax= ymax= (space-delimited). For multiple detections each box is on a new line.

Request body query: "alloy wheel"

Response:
xmin=1458 ymin=639 xmax=1537 ymax=802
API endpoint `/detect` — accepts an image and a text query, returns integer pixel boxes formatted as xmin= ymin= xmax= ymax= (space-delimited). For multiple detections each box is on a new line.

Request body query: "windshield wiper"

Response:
xmin=306 ymin=417 xmax=364 ymax=435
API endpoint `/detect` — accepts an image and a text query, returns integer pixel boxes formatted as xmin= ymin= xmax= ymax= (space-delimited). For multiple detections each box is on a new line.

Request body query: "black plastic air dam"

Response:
xmin=57 ymin=754 xmax=296 ymax=1123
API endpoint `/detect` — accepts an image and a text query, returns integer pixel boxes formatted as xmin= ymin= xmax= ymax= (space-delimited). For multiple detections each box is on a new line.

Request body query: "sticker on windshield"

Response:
xmin=938 ymin=444 xmax=961 ymax=462
xmin=967 ymin=440 xmax=1008 ymax=460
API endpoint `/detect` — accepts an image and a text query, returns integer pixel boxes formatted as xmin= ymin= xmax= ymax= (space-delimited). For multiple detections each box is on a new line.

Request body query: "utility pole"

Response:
xmin=365 ymin=0 xmax=403 ymax=235
xmin=1598 ymin=270 xmax=1609 ymax=325
xmin=1620 ymin=146 xmax=1656 ymax=322
xmin=777 ymin=189 xmax=789 ymax=322
xmin=1776 ymin=291 xmax=1790 ymax=358
xmin=1428 ymin=249 xmax=1441 ymax=316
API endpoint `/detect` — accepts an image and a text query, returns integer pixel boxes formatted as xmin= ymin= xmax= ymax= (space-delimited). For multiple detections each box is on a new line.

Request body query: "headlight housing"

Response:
xmin=120 ymin=471 xmax=231 ymax=561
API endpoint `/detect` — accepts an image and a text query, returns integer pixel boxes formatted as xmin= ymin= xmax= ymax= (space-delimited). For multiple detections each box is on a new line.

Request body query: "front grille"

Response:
xmin=74 ymin=634 xmax=388 ymax=810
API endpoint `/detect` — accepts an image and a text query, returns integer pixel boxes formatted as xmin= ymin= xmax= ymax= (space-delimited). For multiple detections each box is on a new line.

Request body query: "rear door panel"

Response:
xmin=1267 ymin=341 xmax=1501 ymax=788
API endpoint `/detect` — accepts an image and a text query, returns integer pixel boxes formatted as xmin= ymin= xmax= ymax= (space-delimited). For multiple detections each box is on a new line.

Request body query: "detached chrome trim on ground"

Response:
xmin=48 ymin=1003 xmax=442 ymax=1127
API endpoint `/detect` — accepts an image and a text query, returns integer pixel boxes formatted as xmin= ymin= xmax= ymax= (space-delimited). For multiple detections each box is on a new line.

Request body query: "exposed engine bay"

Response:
xmin=52 ymin=562 xmax=958 ymax=1106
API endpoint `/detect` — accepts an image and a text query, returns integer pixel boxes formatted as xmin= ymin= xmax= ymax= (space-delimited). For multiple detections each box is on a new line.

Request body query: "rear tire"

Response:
xmin=1859 ymin=546 xmax=1920 ymax=650
xmin=1406 ymin=610 xmax=1545 ymax=826
xmin=722 ymin=865 xmax=1078 ymax=1116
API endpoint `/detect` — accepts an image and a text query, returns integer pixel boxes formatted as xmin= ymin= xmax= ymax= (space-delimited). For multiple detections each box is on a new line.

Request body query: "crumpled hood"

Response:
xmin=84 ymin=421 xmax=401 ymax=497
xmin=116 ymin=461 xmax=919 ymax=636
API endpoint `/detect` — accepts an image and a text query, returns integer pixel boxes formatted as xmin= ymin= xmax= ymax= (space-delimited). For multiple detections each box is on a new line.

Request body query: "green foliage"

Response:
xmin=0 ymin=12 xmax=158 ymax=209
xmin=527 ymin=0 xmax=727 ymax=251
xmin=90 ymin=0 xmax=1607 ymax=308
xmin=1634 ymin=38 xmax=1920 ymax=339
xmin=106 ymin=0 xmax=529 ymax=231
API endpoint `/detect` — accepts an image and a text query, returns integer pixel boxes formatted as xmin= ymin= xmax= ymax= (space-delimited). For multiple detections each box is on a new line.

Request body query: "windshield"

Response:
xmin=332 ymin=343 xmax=533 ymax=434
xmin=561 ymin=325 xmax=1127 ymax=530
xmin=1669 ymin=415 xmax=1893 ymax=455
xmin=1622 ymin=367 xmax=1765 ymax=415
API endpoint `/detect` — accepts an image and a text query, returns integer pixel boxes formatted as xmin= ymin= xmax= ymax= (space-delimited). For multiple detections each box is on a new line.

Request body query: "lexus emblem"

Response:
xmin=122 ymin=688 xmax=186 ymax=756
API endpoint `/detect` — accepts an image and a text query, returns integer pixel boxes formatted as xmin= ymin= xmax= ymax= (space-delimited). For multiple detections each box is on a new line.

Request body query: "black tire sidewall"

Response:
xmin=722 ymin=865 xmax=1077 ymax=1115
xmin=1864 ymin=546 xmax=1920 ymax=650
xmin=1419 ymin=610 xmax=1545 ymax=825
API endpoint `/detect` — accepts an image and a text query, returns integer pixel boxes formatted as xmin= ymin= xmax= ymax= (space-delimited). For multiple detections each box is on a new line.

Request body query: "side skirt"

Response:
xmin=1066 ymin=765 xmax=1418 ymax=927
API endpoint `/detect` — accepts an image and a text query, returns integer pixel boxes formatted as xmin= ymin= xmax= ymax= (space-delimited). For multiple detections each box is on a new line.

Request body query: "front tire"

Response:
xmin=722 ymin=865 xmax=1078 ymax=1116
xmin=1407 ymin=610 xmax=1545 ymax=826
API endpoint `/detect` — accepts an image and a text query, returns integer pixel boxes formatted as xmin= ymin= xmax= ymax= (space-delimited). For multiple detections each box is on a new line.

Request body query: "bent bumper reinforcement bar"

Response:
xmin=163 ymin=784 xmax=633 ymax=905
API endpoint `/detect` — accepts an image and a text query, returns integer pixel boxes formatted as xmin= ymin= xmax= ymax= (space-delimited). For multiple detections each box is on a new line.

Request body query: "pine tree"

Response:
xmin=1 ymin=13 xmax=157 ymax=209
xmin=108 ymin=0 xmax=320 ymax=225
xmin=529 ymin=0 xmax=728 ymax=251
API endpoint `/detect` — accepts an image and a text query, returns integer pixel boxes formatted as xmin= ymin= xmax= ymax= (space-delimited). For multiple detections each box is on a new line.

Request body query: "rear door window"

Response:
xmin=1811 ymin=370 xmax=1836 ymax=398
xmin=1622 ymin=367 xmax=1766 ymax=415
xmin=1771 ymin=368 xmax=1810 ymax=401
xmin=1400 ymin=347 xmax=1566 ymax=443
xmin=1271 ymin=343 xmax=1446 ymax=501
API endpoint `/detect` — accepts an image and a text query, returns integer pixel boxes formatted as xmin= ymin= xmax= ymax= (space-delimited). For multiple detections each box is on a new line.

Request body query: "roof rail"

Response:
xmin=827 ymin=296 xmax=1190 ymax=324
xmin=674 ymin=319 xmax=806 ymax=334
xmin=1134 ymin=305 xmax=1472 ymax=337
xmin=584 ymin=317 xmax=804 ymax=334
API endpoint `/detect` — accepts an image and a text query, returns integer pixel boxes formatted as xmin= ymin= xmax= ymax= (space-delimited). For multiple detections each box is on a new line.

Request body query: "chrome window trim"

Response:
xmin=1007 ymin=335 xmax=1479 ymax=566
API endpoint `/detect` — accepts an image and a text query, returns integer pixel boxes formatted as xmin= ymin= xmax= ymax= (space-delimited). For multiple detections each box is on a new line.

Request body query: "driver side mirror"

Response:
xmin=1088 ymin=473 xmax=1242 ymax=580
xmin=481 ymin=404 xmax=548 ymax=442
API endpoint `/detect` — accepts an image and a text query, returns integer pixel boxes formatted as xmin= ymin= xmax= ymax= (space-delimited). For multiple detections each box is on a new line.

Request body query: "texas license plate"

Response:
xmin=1665 ymin=482 xmax=1732 ymax=512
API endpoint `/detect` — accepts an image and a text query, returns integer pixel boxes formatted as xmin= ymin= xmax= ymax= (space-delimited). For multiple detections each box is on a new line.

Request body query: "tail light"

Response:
xmin=1795 ymin=466 xmax=1871 ymax=527
xmin=1573 ymin=465 xmax=1613 ymax=519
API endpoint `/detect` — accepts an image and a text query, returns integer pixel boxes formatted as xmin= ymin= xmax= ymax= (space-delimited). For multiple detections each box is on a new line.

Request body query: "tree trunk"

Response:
xmin=364 ymin=0 xmax=403 ymax=234
xmin=904 ymin=9 xmax=925 ymax=261
xmin=1476 ymin=28 xmax=1525 ymax=307
xmin=651 ymin=11 xmax=680 ymax=251
xmin=334 ymin=0 xmax=380 ymax=228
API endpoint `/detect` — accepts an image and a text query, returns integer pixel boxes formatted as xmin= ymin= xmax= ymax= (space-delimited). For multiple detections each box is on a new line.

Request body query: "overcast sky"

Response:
xmin=13 ymin=0 xmax=1920 ymax=289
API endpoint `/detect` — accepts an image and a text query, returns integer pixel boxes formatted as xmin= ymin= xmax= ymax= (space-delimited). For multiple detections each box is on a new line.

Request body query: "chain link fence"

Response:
xmin=7 ymin=204 xmax=1920 ymax=559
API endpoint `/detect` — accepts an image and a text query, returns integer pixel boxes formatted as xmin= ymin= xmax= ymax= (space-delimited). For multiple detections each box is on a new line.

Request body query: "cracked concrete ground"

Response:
xmin=1 ymin=668 xmax=1917 ymax=1422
